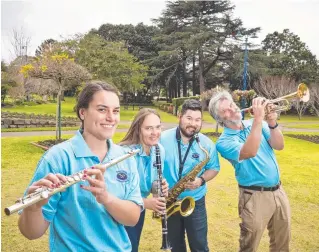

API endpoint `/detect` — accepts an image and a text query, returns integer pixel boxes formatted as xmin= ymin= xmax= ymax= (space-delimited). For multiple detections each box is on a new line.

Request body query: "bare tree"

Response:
xmin=10 ymin=27 xmax=31 ymax=63
xmin=308 ymin=84 xmax=319 ymax=116
xmin=254 ymin=76 xmax=311 ymax=119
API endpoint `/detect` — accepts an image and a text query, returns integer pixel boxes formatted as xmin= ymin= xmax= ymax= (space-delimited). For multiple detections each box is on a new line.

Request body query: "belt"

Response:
xmin=239 ymin=182 xmax=281 ymax=192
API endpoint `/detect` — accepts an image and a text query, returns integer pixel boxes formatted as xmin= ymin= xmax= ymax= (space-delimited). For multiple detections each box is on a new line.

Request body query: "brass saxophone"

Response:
xmin=154 ymin=134 xmax=209 ymax=220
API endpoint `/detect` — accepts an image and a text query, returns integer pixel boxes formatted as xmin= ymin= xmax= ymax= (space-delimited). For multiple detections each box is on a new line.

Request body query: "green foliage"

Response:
xmin=172 ymin=95 xmax=200 ymax=108
xmin=1 ymin=62 xmax=17 ymax=103
xmin=75 ymin=34 xmax=148 ymax=92
xmin=262 ymin=29 xmax=319 ymax=83
xmin=151 ymin=0 xmax=261 ymax=98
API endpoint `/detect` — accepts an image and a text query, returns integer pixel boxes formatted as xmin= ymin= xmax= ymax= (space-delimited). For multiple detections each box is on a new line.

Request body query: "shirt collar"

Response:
xmin=71 ymin=130 xmax=113 ymax=158
xmin=223 ymin=120 xmax=252 ymax=135
xmin=131 ymin=144 xmax=154 ymax=157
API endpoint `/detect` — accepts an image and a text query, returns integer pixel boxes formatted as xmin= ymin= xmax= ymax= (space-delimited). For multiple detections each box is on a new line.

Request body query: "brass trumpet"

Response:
xmin=241 ymin=83 xmax=310 ymax=115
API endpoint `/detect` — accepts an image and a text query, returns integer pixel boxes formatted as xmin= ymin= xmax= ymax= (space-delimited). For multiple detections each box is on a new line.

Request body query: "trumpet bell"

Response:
xmin=297 ymin=83 xmax=310 ymax=102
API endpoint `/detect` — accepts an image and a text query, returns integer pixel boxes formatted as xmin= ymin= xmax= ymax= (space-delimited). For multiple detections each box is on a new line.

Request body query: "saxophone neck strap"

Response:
xmin=176 ymin=127 xmax=194 ymax=180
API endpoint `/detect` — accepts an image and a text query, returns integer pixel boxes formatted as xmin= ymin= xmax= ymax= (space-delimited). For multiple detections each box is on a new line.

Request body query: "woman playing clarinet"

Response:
xmin=119 ymin=108 xmax=169 ymax=252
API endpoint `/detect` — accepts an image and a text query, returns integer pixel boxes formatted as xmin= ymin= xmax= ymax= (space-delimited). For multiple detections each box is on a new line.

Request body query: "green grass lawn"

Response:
xmin=1 ymin=124 xmax=129 ymax=132
xmin=2 ymin=97 xmax=179 ymax=123
xmin=2 ymin=133 xmax=319 ymax=251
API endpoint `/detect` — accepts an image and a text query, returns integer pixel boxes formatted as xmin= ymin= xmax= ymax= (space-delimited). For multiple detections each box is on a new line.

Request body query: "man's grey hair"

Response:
xmin=208 ymin=90 xmax=234 ymax=127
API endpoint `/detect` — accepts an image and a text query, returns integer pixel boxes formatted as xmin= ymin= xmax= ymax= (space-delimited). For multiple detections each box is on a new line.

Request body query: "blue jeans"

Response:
xmin=125 ymin=210 xmax=146 ymax=252
xmin=167 ymin=196 xmax=209 ymax=252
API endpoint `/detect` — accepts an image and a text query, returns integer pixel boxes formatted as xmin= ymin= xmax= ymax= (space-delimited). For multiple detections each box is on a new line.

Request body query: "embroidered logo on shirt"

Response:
xmin=192 ymin=153 xmax=200 ymax=159
xmin=116 ymin=170 xmax=128 ymax=182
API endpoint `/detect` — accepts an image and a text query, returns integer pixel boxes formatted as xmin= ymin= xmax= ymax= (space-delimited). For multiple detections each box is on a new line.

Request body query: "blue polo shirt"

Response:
xmin=126 ymin=144 xmax=165 ymax=198
xmin=160 ymin=127 xmax=220 ymax=201
xmin=216 ymin=119 xmax=280 ymax=187
xmin=25 ymin=130 xmax=143 ymax=252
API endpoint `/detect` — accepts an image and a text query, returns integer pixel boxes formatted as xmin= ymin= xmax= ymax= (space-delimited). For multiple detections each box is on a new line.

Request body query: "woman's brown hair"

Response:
xmin=119 ymin=108 xmax=161 ymax=146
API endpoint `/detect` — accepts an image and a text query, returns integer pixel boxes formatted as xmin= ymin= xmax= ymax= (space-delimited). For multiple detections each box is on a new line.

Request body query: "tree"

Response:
xmin=10 ymin=27 xmax=31 ymax=62
xmin=1 ymin=61 xmax=17 ymax=103
xmin=262 ymin=29 xmax=319 ymax=83
xmin=75 ymin=34 xmax=148 ymax=93
xmin=151 ymin=1 xmax=260 ymax=108
xmin=21 ymin=50 xmax=91 ymax=140
xmin=253 ymin=76 xmax=310 ymax=119
xmin=35 ymin=38 xmax=58 ymax=56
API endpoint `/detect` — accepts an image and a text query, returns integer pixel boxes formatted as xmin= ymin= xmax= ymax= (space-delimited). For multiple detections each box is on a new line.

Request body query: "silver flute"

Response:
xmin=4 ymin=149 xmax=140 ymax=216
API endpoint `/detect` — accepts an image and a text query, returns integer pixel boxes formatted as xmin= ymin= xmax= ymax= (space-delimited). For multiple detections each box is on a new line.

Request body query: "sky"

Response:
xmin=1 ymin=0 xmax=319 ymax=64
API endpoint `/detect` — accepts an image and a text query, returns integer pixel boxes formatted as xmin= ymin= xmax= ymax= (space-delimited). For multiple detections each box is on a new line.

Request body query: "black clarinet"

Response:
xmin=155 ymin=145 xmax=172 ymax=250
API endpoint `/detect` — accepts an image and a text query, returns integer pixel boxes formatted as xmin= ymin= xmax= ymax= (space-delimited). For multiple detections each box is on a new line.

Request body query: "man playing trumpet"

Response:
xmin=209 ymin=91 xmax=291 ymax=252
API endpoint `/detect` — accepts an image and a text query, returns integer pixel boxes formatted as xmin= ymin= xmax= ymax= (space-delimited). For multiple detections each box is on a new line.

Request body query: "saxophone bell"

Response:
xmin=166 ymin=196 xmax=195 ymax=218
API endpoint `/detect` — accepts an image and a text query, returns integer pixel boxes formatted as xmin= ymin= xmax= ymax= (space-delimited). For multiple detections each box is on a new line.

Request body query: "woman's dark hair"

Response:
xmin=180 ymin=99 xmax=202 ymax=116
xmin=76 ymin=81 xmax=119 ymax=123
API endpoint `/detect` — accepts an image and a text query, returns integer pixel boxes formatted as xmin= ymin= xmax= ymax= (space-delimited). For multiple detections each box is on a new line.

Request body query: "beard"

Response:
xmin=223 ymin=111 xmax=243 ymax=127
xmin=179 ymin=123 xmax=202 ymax=138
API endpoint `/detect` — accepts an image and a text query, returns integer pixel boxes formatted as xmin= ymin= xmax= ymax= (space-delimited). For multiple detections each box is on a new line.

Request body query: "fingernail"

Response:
xmin=83 ymin=175 xmax=87 ymax=178
xmin=50 ymin=184 xmax=54 ymax=188
xmin=91 ymin=167 xmax=95 ymax=169
xmin=80 ymin=184 xmax=83 ymax=188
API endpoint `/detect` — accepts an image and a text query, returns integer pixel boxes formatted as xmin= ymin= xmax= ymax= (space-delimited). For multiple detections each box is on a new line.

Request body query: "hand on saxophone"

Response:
xmin=25 ymin=173 xmax=68 ymax=212
xmin=184 ymin=177 xmax=201 ymax=190
xmin=80 ymin=164 xmax=113 ymax=206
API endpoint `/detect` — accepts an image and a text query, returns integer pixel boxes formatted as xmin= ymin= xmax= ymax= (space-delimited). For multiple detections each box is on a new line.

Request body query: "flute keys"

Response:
xmin=41 ymin=191 xmax=49 ymax=199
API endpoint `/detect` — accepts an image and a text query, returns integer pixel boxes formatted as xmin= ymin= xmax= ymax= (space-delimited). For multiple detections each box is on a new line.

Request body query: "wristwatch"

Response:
xmin=268 ymin=122 xmax=279 ymax=129
xmin=199 ymin=176 xmax=206 ymax=186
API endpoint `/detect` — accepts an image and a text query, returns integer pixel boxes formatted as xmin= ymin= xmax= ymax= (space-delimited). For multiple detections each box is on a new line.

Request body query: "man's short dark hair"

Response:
xmin=180 ymin=99 xmax=202 ymax=116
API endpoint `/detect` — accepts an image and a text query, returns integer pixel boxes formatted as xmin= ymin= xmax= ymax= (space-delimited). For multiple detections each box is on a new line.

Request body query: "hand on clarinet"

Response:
xmin=150 ymin=196 xmax=166 ymax=214
xmin=161 ymin=178 xmax=169 ymax=197
xmin=80 ymin=164 xmax=112 ymax=206
xmin=26 ymin=173 xmax=67 ymax=211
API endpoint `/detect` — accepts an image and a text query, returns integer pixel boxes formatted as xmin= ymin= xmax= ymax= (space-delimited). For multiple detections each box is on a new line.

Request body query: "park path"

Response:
xmin=2 ymin=121 xmax=319 ymax=137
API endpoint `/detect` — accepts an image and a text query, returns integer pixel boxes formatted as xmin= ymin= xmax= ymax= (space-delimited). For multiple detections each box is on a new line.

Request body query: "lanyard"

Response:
xmin=176 ymin=127 xmax=194 ymax=180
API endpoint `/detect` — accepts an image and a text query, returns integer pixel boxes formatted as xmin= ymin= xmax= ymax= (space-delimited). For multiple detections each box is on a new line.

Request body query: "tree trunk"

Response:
xmin=192 ymin=53 xmax=196 ymax=96
xmin=56 ymin=80 xmax=63 ymax=141
xmin=177 ymin=75 xmax=180 ymax=98
xmin=198 ymin=49 xmax=207 ymax=110
xmin=182 ymin=50 xmax=187 ymax=97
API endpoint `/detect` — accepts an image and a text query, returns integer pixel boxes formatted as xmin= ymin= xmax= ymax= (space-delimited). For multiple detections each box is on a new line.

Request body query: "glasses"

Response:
xmin=142 ymin=125 xmax=162 ymax=132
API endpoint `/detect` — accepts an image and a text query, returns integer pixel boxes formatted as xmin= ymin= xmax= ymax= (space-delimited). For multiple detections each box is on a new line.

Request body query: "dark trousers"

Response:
xmin=167 ymin=196 xmax=209 ymax=252
xmin=125 ymin=210 xmax=146 ymax=252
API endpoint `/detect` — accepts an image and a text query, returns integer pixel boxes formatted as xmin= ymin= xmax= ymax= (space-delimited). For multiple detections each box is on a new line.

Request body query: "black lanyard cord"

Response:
xmin=176 ymin=128 xmax=194 ymax=180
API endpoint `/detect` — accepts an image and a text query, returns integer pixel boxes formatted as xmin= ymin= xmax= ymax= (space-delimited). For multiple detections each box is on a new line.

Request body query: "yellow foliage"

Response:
xmin=41 ymin=65 xmax=48 ymax=72
xmin=20 ymin=64 xmax=34 ymax=77
xmin=51 ymin=53 xmax=70 ymax=63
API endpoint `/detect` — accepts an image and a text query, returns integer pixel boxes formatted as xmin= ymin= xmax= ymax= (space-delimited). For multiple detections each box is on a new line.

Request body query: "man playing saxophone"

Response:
xmin=160 ymin=99 xmax=220 ymax=252
xmin=208 ymin=91 xmax=291 ymax=252
xmin=18 ymin=82 xmax=143 ymax=252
